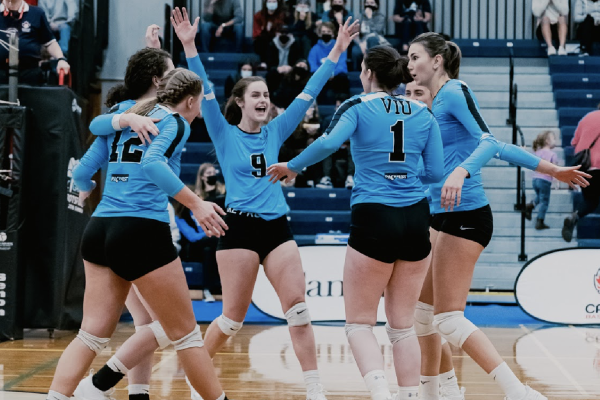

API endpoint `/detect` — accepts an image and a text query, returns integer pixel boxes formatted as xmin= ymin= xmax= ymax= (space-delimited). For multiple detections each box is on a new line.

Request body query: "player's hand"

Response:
xmin=440 ymin=167 xmax=468 ymax=212
xmin=267 ymin=162 xmax=297 ymax=184
xmin=192 ymin=201 xmax=228 ymax=237
xmin=334 ymin=17 xmax=361 ymax=52
xmin=171 ymin=7 xmax=199 ymax=46
xmin=121 ymin=114 xmax=161 ymax=145
xmin=551 ymin=165 xmax=591 ymax=189
xmin=79 ymin=181 xmax=96 ymax=203
xmin=145 ymin=24 xmax=161 ymax=49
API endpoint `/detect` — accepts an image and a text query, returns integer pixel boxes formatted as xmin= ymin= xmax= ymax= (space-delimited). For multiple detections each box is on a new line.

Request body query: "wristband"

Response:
xmin=112 ymin=114 xmax=123 ymax=131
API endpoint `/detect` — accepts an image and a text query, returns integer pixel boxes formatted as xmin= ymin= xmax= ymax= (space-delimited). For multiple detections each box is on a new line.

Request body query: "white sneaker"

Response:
xmin=73 ymin=374 xmax=115 ymax=400
xmin=505 ymin=386 xmax=547 ymax=400
xmin=547 ymin=46 xmax=557 ymax=56
xmin=345 ymin=175 xmax=354 ymax=189
xmin=440 ymin=385 xmax=466 ymax=400
xmin=316 ymin=176 xmax=333 ymax=189
xmin=306 ymin=383 xmax=328 ymax=400
xmin=203 ymin=289 xmax=215 ymax=303
xmin=185 ymin=375 xmax=204 ymax=400
xmin=557 ymin=46 xmax=567 ymax=56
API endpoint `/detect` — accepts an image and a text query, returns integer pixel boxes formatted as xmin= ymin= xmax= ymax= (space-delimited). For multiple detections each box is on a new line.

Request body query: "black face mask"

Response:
xmin=294 ymin=66 xmax=309 ymax=78
xmin=321 ymin=34 xmax=332 ymax=43
xmin=206 ymin=176 xmax=217 ymax=185
xmin=279 ymin=34 xmax=290 ymax=44
xmin=331 ymin=4 xmax=344 ymax=12
xmin=365 ymin=5 xmax=378 ymax=11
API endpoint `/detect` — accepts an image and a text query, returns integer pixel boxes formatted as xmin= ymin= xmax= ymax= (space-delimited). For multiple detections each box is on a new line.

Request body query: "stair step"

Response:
xmin=481 ymin=108 xmax=558 ymax=127
xmin=482 ymin=237 xmax=569 ymax=253
xmin=461 ymin=57 xmax=549 ymax=75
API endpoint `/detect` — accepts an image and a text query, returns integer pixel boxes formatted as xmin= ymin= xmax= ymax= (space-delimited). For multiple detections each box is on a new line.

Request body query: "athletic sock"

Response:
xmin=420 ymin=375 xmax=439 ymax=399
xmin=93 ymin=356 xmax=129 ymax=391
xmin=47 ymin=390 xmax=70 ymax=400
xmin=439 ymin=369 xmax=460 ymax=394
xmin=490 ymin=362 xmax=526 ymax=400
xmin=129 ymin=384 xmax=150 ymax=400
xmin=303 ymin=370 xmax=322 ymax=393
xmin=364 ymin=370 xmax=392 ymax=400
xmin=396 ymin=386 xmax=419 ymax=399
xmin=215 ymin=393 xmax=226 ymax=400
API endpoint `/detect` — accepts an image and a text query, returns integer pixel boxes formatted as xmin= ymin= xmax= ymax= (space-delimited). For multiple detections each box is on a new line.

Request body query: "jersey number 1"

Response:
xmin=390 ymin=120 xmax=406 ymax=162
xmin=251 ymin=153 xmax=266 ymax=178
xmin=109 ymin=132 xmax=144 ymax=164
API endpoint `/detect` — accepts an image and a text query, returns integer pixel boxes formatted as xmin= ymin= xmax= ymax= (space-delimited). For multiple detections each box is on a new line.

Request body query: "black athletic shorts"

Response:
xmin=216 ymin=208 xmax=294 ymax=262
xmin=430 ymin=204 xmax=494 ymax=248
xmin=348 ymin=199 xmax=431 ymax=263
xmin=81 ymin=216 xmax=178 ymax=281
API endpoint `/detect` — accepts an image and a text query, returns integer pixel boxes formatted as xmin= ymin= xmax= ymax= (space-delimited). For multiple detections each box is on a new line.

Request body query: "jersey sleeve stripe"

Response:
xmin=324 ymin=98 xmax=362 ymax=135
xmin=164 ymin=115 xmax=186 ymax=158
xmin=460 ymin=83 xmax=490 ymax=133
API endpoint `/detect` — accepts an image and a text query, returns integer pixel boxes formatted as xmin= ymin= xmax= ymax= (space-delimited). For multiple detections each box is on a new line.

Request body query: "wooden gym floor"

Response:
xmin=1 ymin=323 xmax=600 ymax=399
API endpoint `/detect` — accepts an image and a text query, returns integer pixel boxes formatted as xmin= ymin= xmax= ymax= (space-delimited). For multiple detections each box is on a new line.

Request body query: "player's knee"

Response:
xmin=141 ymin=320 xmax=171 ymax=349
xmin=76 ymin=329 xmax=110 ymax=355
xmin=216 ymin=314 xmax=243 ymax=336
xmin=385 ymin=323 xmax=416 ymax=344
xmin=284 ymin=302 xmax=311 ymax=327
xmin=414 ymin=301 xmax=436 ymax=337
xmin=172 ymin=325 xmax=204 ymax=351
xmin=433 ymin=311 xmax=478 ymax=348
xmin=344 ymin=323 xmax=373 ymax=340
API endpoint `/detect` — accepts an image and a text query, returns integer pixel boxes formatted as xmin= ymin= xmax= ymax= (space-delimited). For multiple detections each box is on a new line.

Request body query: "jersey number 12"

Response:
xmin=109 ymin=132 xmax=144 ymax=164
xmin=389 ymin=120 xmax=406 ymax=162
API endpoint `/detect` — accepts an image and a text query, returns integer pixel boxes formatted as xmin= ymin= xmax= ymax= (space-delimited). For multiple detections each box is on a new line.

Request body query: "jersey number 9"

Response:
xmin=251 ymin=153 xmax=267 ymax=178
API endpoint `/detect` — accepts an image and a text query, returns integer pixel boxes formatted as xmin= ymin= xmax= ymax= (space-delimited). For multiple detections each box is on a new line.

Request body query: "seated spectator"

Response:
xmin=265 ymin=25 xmax=304 ymax=70
xmin=392 ymin=0 xmax=431 ymax=53
xmin=320 ymin=0 xmax=354 ymax=33
xmin=533 ymin=0 xmax=569 ymax=56
xmin=200 ymin=0 xmax=243 ymax=52
xmin=38 ymin=0 xmax=77 ymax=58
xmin=308 ymin=22 xmax=350 ymax=104
xmin=175 ymin=163 xmax=226 ymax=300
xmin=289 ymin=0 xmax=319 ymax=58
xmin=0 ymin=0 xmax=70 ymax=85
xmin=253 ymin=0 xmax=286 ymax=63
xmin=574 ymin=0 xmax=600 ymax=56
xmin=270 ymin=58 xmax=311 ymax=107
xmin=351 ymin=0 xmax=388 ymax=70
xmin=225 ymin=59 xmax=255 ymax=99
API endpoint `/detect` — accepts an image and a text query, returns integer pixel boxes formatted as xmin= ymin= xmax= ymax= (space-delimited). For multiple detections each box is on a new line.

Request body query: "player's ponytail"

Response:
xmin=444 ymin=41 xmax=461 ymax=79
xmin=105 ymin=84 xmax=131 ymax=108
xmin=363 ymin=46 xmax=411 ymax=91
xmin=410 ymin=32 xmax=462 ymax=79
xmin=224 ymin=76 xmax=266 ymax=125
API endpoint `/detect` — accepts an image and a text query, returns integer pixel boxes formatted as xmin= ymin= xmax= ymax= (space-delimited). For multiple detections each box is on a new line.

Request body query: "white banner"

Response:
xmin=515 ymin=248 xmax=600 ymax=325
xmin=252 ymin=245 xmax=387 ymax=322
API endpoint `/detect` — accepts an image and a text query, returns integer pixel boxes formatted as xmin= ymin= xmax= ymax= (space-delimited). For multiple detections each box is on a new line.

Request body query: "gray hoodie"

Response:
xmin=38 ymin=0 xmax=79 ymax=26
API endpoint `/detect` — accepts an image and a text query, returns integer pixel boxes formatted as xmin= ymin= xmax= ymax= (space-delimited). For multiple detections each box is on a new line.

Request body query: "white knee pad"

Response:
xmin=385 ymin=323 xmax=416 ymax=344
xmin=216 ymin=314 xmax=243 ymax=336
xmin=344 ymin=323 xmax=373 ymax=339
xmin=173 ymin=325 xmax=204 ymax=351
xmin=414 ymin=301 xmax=435 ymax=337
xmin=433 ymin=311 xmax=478 ymax=348
xmin=76 ymin=329 xmax=110 ymax=355
xmin=135 ymin=321 xmax=170 ymax=349
xmin=285 ymin=302 xmax=311 ymax=327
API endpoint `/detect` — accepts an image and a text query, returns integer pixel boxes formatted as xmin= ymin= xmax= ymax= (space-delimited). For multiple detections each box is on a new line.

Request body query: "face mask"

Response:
xmin=205 ymin=175 xmax=217 ymax=185
xmin=240 ymin=70 xmax=252 ymax=78
xmin=266 ymin=2 xmax=278 ymax=11
xmin=365 ymin=5 xmax=377 ymax=11
xmin=296 ymin=6 xmax=310 ymax=12
xmin=279 ymin=34 xmax=290 ymax=44
xmin=321 ymin=34 xmax=332 ymax=43
xmin=294 ymin=66 xmax=309 ymax=78
xmin=331 ymin=4 xmax=344 ymax=12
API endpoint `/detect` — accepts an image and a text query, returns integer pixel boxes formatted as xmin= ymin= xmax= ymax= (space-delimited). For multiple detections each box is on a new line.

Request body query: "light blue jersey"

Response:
xmin=288 ymin=92 xmax=444 ymax=207
xmin=186 ymin=54 xmax=338 ymax=220
xmin=73 ymin=105 xmax=190 ymax=223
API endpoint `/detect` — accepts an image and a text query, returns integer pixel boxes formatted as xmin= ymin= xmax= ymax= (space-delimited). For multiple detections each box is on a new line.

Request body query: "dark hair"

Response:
xmin=262 ymin=0 xmax=285 ymax=17
xmin=364 ymin=46 xmax=412 ymax=90
xmin=125 ymin=68 xmax=203 ymax=116
xmin=364 ymin=0 xmax=379 ymax=7
xmin=238 ymin=58 xmax=256 ymax=74
xmin=532 ymin=130 xmax=555 ymax=151
xmin=105 ymin=48 xmax=172 ymax=107
xmin=224 ymin=76 xmax=268 ymax=125
xmin=410 ymin=32 xmax=461 ymax=79
xmin=320 ymin=21 xmax=336 ymax=35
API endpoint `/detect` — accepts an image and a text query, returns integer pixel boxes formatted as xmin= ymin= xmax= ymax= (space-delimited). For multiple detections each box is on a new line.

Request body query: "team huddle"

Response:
xmin=44 ymin=7 xmax=591 ymax=400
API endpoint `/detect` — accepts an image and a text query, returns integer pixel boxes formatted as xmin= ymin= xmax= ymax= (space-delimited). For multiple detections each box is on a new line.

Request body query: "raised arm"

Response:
xmin=419 ymin=117 xmax=444 ymax=184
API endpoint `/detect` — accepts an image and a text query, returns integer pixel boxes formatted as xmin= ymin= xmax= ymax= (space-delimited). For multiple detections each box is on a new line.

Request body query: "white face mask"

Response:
xmin=240 ymin=70 xmax=252 ymax=78
xmin=296 ymin=6 xmax=310 ymax=12
xmin=266 ymin=2 xmax=278 ymax=11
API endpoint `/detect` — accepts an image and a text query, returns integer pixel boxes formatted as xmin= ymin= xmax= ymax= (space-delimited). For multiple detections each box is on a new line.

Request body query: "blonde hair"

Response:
xmin=294 ymin=3 xmax=312 ymax=30
xmin=125 ymin=68 xmax=203 ymax=116
xmin=194 ymin=163 xmax=226 ymax=200
xmin=532 ymin=130 xmax=555 ymax=151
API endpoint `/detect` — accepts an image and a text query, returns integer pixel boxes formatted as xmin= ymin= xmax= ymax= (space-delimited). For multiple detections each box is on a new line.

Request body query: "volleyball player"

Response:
xmin=406 ymin=32 xmax=590 ymax=400
xmin=171 ymin=8 xmax=359 ymax=400
xmin=47 ymin=69 xmax=232 ymax=400
xmin=267 ymin=45 xmax=443 ymax=400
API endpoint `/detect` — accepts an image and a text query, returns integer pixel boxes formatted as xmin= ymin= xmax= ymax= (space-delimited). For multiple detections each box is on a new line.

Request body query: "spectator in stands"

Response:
xmin=562 ymin=105 xmax=600 ymax=242
xmin=392 ymin=0 xmax=431 ymax=53
xmin=533 ymin=0 xmax=569 ymax=56
xmin=266 ymin=24 xmax=304 ymax=70
xmin=289 ymin=0 xmax=318 ymax=58
xmin=308 ymin=22 xmax=350 ymax=104
xmin=176 ymin=164 xmax=226 ymax=302
xmin=253 ymin=0 xmax=286 ymax=62
xmin=200 ymin=0 xmax=243 ymax=52
xmin=320 ymin=0 xmax=354 ymax=33
xmin=351 ymin=0 xmax=388 ymax=70
xmin=38 ymin=0 xmax=78 ymax=58
xmin=526 ymin=131 xmax=559 ymax=230
xmin=574 ymin=0 xmax=600 ymax=56
xmin=225 ymin=59 xmax=255 ymax=99
xmin=270 ymin=58 xmax=311 ymax=107
xmin=0 ymin=0 xmax=70 ymax=85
